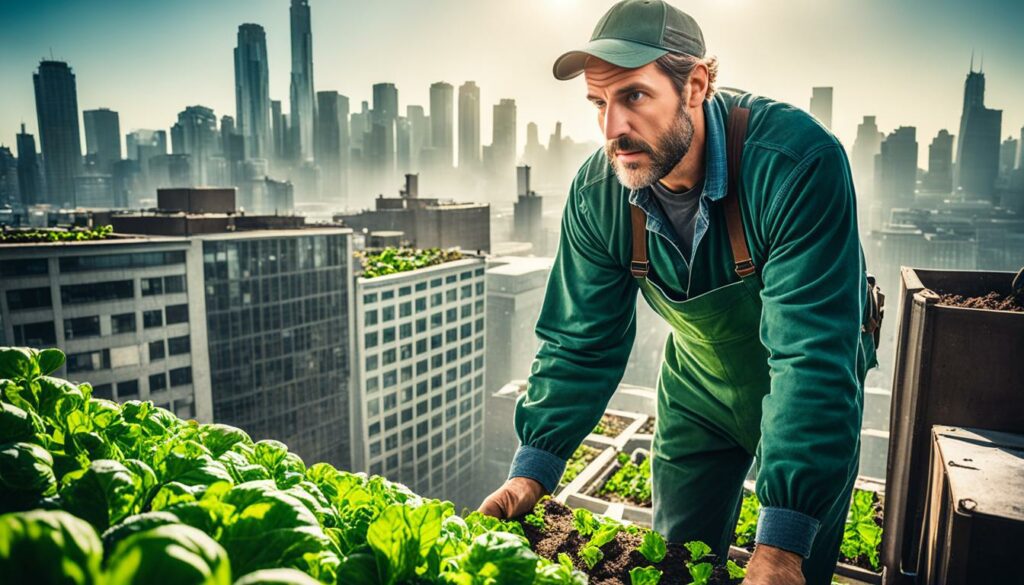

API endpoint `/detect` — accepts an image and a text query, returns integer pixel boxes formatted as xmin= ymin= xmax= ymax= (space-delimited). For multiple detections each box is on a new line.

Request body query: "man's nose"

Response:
xmin=603 ymin=103 xmax=631 ymax=143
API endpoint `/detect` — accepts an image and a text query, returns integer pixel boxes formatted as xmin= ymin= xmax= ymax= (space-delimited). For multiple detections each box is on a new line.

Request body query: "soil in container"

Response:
xmin=561 ymin=444 xmax=602 ymax=487
xmin=938 ymin=291 xmax=1023 ymax=312
xmin=521 ymin=499 xmax=742 ymax=585
xmin=638 ymin=417 xmax=656 ymax=435
xmin=593 ymin=413 xmax=633 ymax=437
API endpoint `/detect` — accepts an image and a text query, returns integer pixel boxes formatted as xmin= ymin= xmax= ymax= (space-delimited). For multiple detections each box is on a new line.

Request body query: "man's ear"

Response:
xmin=687 ymin=64 xmax=709 ymax=108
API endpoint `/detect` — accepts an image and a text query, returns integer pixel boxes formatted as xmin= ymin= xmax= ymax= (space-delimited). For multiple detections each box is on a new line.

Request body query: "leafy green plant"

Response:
xmin=637 ymin=530 xmax=666 ymax=563
xmin=734 ymin=492 xmax=760 ymax=547
xmin=598 ymin=453 xmax=652 ymax=506
xmin=726 ymin=559 xmax=746 ymax=579
xmin=683 ymin=540 xmax=711 ymax=561
xmin=687 ymin=561 xmax=714 ymax=585
xmin=560 ymin=445 xmax=599 ymax=487
xmin=358 ymin=247 xmax=463 ymax=279
xmin=840 ymin=489 xmax=882 ymax=570
xmin=0 ymin=347 xmax=593 ymax=585
xmin=571 ymin=507 xmax=599 ymax=537
xmin=629 ymin=565 xmax=663 ymax=585
xmin=579 ymin=544 xmax=603 ymax=570
xmin=523 ymin=496 xmax=549 ymax=530
xmin=0 ymin=225 xmax=115 ymax=244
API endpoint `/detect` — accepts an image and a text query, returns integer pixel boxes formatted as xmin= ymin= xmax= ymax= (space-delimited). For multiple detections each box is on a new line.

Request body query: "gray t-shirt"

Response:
xmin=649 ymin=178 xmax=704 ymax=260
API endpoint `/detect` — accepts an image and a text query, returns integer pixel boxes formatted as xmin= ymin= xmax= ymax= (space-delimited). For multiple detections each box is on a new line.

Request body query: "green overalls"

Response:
xmin=635 ymin=108 xmax=863 ymax=584
xmin=509 ymin=91 xmax=877 ymax=585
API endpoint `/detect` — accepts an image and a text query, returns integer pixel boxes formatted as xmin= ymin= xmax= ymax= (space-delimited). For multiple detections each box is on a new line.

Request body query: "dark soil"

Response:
xmin=521 ymin=499 xmax=742 ymax=585
xmin=938 ymin=291 xmax=1023 ymax=312
xmin=593 ymin=414 xmax=633 ymax=437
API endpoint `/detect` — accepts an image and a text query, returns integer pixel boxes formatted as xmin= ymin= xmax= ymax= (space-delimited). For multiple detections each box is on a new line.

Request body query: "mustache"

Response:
xmin=606 ymin=136 xmax=655 ymax=156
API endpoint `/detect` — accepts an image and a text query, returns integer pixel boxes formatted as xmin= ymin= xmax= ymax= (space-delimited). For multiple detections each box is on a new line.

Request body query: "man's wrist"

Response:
xmin=754 ymin=506 xmax=820 ymax=558
xmin=508 ymin=445 xmax=567 ymax=494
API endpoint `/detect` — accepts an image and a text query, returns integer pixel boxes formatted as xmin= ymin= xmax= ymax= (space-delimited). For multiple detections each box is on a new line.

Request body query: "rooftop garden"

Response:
xmin=0 ymin=224 xmax=114 ymax=244
xmin=358 ymin=246 xmax=463 ymax=279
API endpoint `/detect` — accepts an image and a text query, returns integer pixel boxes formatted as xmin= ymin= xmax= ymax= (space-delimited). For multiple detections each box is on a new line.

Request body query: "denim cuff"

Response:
xmin=507 ymin=445 xmax=566 ymax=494
xmin=755 ymin=506 xmax=821 ymax=559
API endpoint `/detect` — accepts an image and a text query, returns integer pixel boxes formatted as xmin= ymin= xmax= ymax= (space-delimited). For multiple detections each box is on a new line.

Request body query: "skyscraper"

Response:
xmin=33 ymin=60 xmax=83 ymax=206
xmin=407 ymin=105 xmax=429 ymax=171
xmin=458 ymin=82 xmax=481 ymax=169
xmin=289 ymin=0 xmax=315 ymax=161
xmin=851 ymin=116 xmax=884 ymax=193
xmin=315 ymin=90 xmax=350 ymax=204
xmin=924 ymin=129 xmax=954 ymax=193
xmin=126 ymin=129 xmax=167 ymax=163
xmin=486 ymin=99 xmax=517 ymax=176
xmin=955 ymin=63 xmax=1002 ymax=200
xmin=170 ymin=106 xmax=219 ymax=185
xmin=430 ymin=82 xmax=454 ymax=169
xmin=513 ymin=165 xmax=543 ymax=250
xmin=16 ymin=124 xmax=42 ymax=206
xmin=0 ymin=147 xmax=18 ymax=206
xmin=271 ymin=100 xmax=286 ymax=161
xmin=371 ymin=83 xmax=399 ymax=184
xmin=83 ymin=108 xmax=122 ymax=173
xmin=809 ymin=87 xmax=833 ymax=130
xmin=998 ymin=136 xmax=1018 ymax=181
xmin=874 ymin=126 xmax=917 ymax=206
xmin=234 ymin=24 xmax=272 ymax=160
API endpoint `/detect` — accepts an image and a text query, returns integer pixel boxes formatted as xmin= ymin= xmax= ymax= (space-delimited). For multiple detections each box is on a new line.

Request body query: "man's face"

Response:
xmin=585 ymin=58 xmax=694 ymax=190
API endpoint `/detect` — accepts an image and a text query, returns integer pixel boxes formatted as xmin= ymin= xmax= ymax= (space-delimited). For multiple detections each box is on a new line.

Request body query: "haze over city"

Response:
xmin=3 ymin=0 xmax=1024 ymax=169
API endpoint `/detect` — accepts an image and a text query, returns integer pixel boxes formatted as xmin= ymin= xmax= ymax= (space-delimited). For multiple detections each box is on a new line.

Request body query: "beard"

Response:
xmin=605 ymin=103 xmax=694 ymax=190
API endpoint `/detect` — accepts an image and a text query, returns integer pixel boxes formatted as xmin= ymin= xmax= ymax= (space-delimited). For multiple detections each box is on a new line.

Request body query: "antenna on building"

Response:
xmin=979 ymin=52 xmax=984 ymax=73
xmin=969 ymin=49 xmax=974 ymax=72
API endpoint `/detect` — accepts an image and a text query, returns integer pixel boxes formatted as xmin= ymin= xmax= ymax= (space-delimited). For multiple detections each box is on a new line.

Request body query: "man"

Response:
xmin=477 ymin=1 xmax=878 ymax=584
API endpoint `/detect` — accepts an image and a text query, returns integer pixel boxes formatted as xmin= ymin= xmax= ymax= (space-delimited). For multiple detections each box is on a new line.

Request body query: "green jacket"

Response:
xmin=510 ymin=88 xmax=876 ymax=537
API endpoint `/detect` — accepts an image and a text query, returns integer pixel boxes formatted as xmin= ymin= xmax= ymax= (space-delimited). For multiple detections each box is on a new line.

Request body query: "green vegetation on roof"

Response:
xmin=0 ymin=225 xmax=114 ymax=244
xmin=358 ymin=247 xmax=463 ymax=279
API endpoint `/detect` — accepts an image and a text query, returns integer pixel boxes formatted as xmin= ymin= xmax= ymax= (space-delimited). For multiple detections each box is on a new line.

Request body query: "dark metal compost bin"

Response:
xmin=882 ymin=268 xmax=1024 ymax=585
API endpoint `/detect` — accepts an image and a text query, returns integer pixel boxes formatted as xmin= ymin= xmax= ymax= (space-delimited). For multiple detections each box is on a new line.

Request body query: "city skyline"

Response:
xmin=2 ymin=0 xmax=1023 ymax=171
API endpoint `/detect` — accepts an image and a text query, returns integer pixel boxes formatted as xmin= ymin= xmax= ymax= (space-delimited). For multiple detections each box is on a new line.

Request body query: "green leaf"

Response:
xmin=589 ymin=520 xmax=621 ymax=548
xmin=0 ymin=441 xmax=57 ymax=513
xmin=100 ymin=511 xmax=181 ymax=558
xmin=579 ymin=544 xmax=603 ymax=569
xmin=0 ymin=509 xmax=103 ymax=585
xmin=59 ymin=459 xmax=145 ymax=531
xmin=366 ymin=501 xmax=445 ymax=584
xmin=0 ymin=402 xmax=41 ymax=444
xmin=37 ymin=349 xmax=65 ymax=376
xmin=638 ymin=530 xmax=667 ymax=563
xmin=104 ymin=523 xmax=231 ymax=585
xmin=201 ymin=424 xmax=252 ymax=458
xmin=726 ymin=559 xmax=747 ymax=579
xmin=571 ymin=507 xmax=599 ymax=537
xmin=629 ymin=566 xmax=663 ymax=585
xmin=458 ymin=531 xmax=539 ymax=584
xmin=0 ymin=347 xmax=39 ymax=380
xmin=218 ymin=480 xmax=332 ymax=576
xmin=687 ymin=562 xmax=714 ymax=585
xmin=683 ymin=540 xmax=711 ymax=561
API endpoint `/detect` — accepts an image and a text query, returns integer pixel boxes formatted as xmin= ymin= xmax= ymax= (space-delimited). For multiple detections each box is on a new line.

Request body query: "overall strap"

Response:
xmin=629 ymin=104 xmax=755 ymax=280
xmin=725 ymin=106 xmax=755 ymax=278
xmin=629 ymin=204 xmax=649 ymax=278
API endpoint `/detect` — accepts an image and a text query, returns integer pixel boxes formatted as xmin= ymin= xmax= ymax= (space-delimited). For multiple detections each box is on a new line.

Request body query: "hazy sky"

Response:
xmin=2 ymin=0 xmax=1023 ymax=169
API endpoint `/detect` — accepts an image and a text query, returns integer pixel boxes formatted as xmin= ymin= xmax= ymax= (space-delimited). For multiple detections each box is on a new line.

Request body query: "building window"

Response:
xmin=383 ymin=327 xmax=395 ymax=344
xmin=149 ymin=373 xmax=167 ymax=392
xmin=415 ymin=318 xmax=426 ymax=334
xmin=6 ymin=287 xmax=52 ymax=311
xmin=111 ymin=313 xmax=136 ymax=335
xmin=365 ymin=310 xmax=378 ymax=326
xmin=363 ymin=293 xmax=378 ymax=304
xmin=60 ymin=280 xmax=133 ymax=305
xmin=143 ymin=310 xmax=163 ymax=329
xmin=365 ymin=332 xmax=378 ymax=348
xmin=415 ymin=282 xmax=427 ymax=292
xmin=383 ymin=349 xmax=396 ymax=366
xmin=92 ymin=383 xmax=113 ymax=400
xmin=399 ymin=286 xmax=411 ymax=297
xmin=164 ymin=275 xmax=186 ymax=294
xmin=0 ymin=259 xmax=47 ymax=277
xmin=400 ymin=302 xmax=412 ymax=318
xmin=382 ymin=306 xmax=395 ymax=322
xmin=149 ymin=340 xmax=165 ymax=361
xmin=168 ymin=335 xmax=190 ymax=356
xmin=141 ymin=277 xmax=163 ymax=296
xmin=116 ymin=380 xmax=139 ymax=399
xmin=13 ymin=322 xmax=56 ymax=346
xmin=64 ymin=316 xmax=100 ymax=340
xmin=165 ymin=304 xmax=189 ymax=325
xmin=381 ymin=290 xmax=394 ymax=300
xmin=399 ymin=324 xmax=412 ymax=339
xmin=169 ymin=367 xmax=192 ymax=387
xmin=66 ymin=349 xmax=110 ymax=373
xmin=366 ymin=355 xmax=378 ymax=371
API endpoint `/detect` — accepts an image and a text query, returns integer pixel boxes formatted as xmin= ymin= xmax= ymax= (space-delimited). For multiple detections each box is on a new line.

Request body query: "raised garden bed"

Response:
xmin=521 ymin=498 xmax=745 ymax=585
xmin=561 ymin=444 xmax=602 ymax=487
xmin=638 ymin=417 xmax=655 ymax=435
xmin=593 ymin=413 xmax=634 ymax=438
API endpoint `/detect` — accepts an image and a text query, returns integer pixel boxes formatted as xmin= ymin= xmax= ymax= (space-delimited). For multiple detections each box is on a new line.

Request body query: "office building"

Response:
xmin=429 ymin=82 xmax=454 ymax=169
xmin=289 ymin=0 xmax=316 ymax=161
xmin=809 ymin=87 xmax=833 ymax=130
xmin=16 ymin=124 xmax=42 ymax=206
xmin=83 ymin=108 xmax=122 ymax=173
xmin=484 ymin=255 xmax=552 ymax=393
xmin=512 ymin=165 xmax=543 ymax=250
xmin=33 ymin=60 xmax=83 ymax=207
xmin=924 ymin=129 xmax=954 ymax=193
xmin=170 ymin=106 xmax=220 ymax=185
xmin=234 ymin=24 xmax=272 ymax=160
xmin=955 ymin=64 xmax=1002 ymax=200
xmin=458 ymin=82 xmax=481 ymax=170
xmin=315 ymin=91 xmax=350 ymax=206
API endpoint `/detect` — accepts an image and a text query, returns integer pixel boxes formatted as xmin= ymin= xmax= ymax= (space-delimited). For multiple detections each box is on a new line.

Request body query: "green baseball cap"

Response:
xmin=553 ymin=0 xmax=705 ymax=80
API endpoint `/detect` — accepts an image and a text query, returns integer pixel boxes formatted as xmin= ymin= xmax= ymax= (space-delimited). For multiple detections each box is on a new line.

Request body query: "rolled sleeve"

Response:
xmin=508 ymin=445 xmax=566 ymax=494
xmin=755 ymin=506 xmax=821 ymax=559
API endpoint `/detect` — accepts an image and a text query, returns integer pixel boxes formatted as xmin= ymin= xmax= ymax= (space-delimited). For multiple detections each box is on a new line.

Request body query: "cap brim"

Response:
xmin=552 ymin=38 xmax=669 ymax=80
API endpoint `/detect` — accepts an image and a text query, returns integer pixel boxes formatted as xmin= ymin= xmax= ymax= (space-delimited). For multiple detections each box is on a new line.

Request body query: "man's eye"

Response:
xmin=627 ymin=91 xmax=644 ymax=103
xmin=592 ymin=101 xmax=605 ymax=109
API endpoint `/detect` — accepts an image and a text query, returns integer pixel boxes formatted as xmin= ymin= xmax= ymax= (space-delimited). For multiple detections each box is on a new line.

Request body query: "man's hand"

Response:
xmin=477 ymin=477 xmax=547 ymax=519
xmin=741 ymin=544 xmax=805 ymax=585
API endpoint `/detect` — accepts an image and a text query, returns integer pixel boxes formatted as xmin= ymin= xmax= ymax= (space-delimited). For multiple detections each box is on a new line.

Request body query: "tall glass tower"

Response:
xmin=290 ymin=0 xmax=316 ymax=162
xmin=234 ymin=24 xmax=272 ymax=160
xmin=33 ymin=60 xmax=82 ymax=206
